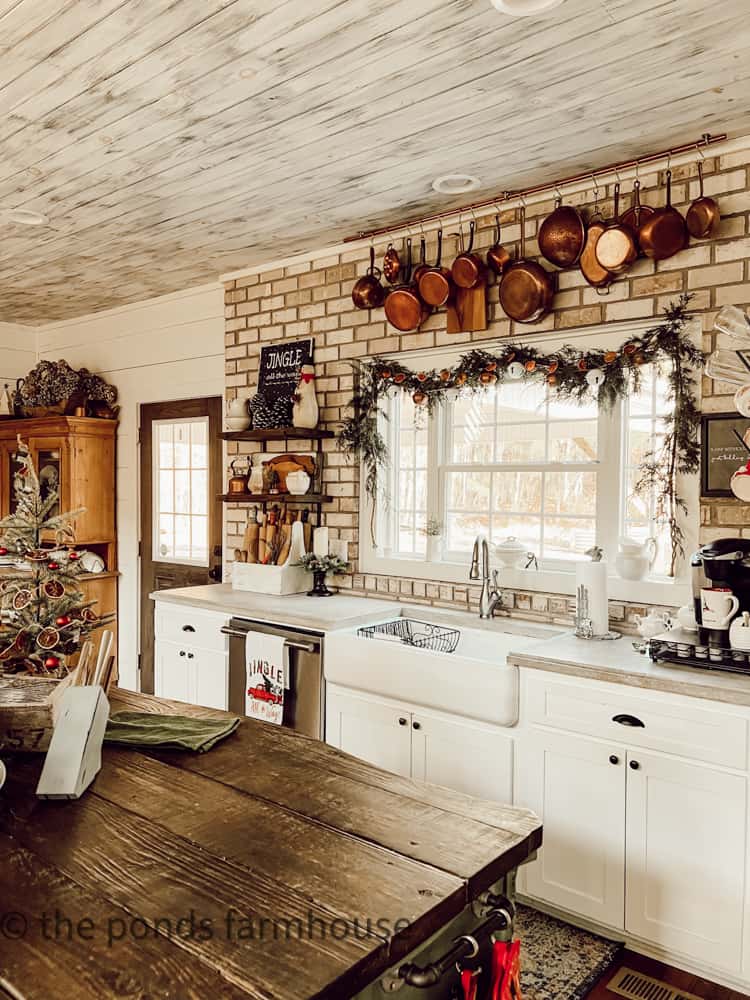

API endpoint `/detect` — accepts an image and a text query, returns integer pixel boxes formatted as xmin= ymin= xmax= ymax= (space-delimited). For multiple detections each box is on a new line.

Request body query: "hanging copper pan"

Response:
xmin=686 ymin=159 xmax=720 ymax=239
xmin=595 ymin=182 xmax=638 ymax=274
xmin=538 ymin=193 xmax=586 ymax=269
xmin=619 ymin=178 xmax=655 ymax=247
xmin=499 ymin=205 xmax=555 ymax=324
xmin=351 ymin=246 xmax=386 ymax=310
xmin=580 ymin=203 xmax=615 ymax=290
xmin=384 ymin=238 xmax=428 ymax=332
xmin=382 ymin=242 xmax=401 ymax=284
xmin=638 ymin=169 xmax=688 ymax=261
xmin=418 ymin=228 xmax=453 ymax=307
xmin=487 ymin=211 xmax=512 ymax=276
xmin=452 ymin=219 xmax=486 ymax=289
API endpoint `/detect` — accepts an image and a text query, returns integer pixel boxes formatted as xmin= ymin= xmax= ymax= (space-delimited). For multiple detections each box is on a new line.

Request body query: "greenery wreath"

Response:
xmin=339 ymin=294 xmax=702 ymax=576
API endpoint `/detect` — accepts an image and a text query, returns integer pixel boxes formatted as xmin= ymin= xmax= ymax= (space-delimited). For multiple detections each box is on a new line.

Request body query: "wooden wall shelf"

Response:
xmin=219 ymin=427 xmax=334 ymax=442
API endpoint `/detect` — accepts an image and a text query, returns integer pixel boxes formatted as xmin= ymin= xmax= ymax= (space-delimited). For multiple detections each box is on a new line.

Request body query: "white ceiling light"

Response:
xmin=490 ymin=0 xmax=565 ymax=15
xmin=432 ymin=173 xmax=482 ymax=195
xmin=3 ymin=208 xmax=48 ymax=226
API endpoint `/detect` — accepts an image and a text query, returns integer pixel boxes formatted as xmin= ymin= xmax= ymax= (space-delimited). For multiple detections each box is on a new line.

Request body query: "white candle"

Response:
xmin=313 ymin=526 xmax=329 ymax=559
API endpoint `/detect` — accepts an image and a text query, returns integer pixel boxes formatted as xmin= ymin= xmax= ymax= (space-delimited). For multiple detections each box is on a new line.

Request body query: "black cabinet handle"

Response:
xmin=412 ymin=721 xmax=421 ymax=731
xmin=398 ymin=717 xmax=407 ymax=726
xmin=182 ymin=625 xmax=196 ymax=633
xmin=612 ymin=713 xmax=645 ymax=728
xmin=609 ymin=754 xmax=619 ymax=765
xmin=630 ymin=760 xmax=640 ymax=770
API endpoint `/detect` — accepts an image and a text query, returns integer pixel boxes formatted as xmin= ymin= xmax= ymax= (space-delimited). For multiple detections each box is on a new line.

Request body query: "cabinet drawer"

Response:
xmin=155 ymin=604 xmax=229 ymax=653
xmin=524 ymin=671 xmax=748 ymax=770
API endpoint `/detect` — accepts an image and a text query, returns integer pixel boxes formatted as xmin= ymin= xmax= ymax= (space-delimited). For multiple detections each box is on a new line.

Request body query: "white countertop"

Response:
xmin=151 ymin=584 xmax=401 ymax=633
xmin=508 ymin=630 xmax=750 ymax=707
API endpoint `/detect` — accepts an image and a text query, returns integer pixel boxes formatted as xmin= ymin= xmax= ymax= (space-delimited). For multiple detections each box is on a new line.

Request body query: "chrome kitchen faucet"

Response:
xmin=470 ymin=534 xmax=504 ymax=620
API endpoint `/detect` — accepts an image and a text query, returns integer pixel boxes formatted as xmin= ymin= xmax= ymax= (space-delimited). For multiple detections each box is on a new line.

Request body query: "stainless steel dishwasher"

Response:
xmin=221 ymin=617 xmax=324 ymax=739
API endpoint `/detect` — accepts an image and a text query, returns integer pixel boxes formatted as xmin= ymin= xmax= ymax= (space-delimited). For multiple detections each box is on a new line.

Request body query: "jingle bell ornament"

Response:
xmin=507 ymin=361 xmax=524 ymax=380
xmin=585 ymin=368 xmax=606 ymax=389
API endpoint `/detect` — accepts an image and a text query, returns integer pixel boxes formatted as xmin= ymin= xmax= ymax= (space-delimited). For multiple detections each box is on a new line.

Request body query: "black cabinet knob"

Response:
xmin=398 ymin=717 xmax=407 ymax=726
xmin=609 ymin=754 xmax=619 ymax=765
xmin=412 ymin=721 xmax=421 ymax=731
xmin=187 ymin=652 xmax=194 ymax=660
xmin=629 ymin=760 xmax=640 ymax=770
xmin=179 ymin=650 xmax=186 ymax=657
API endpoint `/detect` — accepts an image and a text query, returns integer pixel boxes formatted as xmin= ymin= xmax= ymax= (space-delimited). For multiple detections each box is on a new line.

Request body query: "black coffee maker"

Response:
xmin=692 ymin=538 xmax=750 ymax=645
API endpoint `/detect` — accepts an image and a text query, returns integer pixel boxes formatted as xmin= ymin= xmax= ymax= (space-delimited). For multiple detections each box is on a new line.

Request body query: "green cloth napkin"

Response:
xmin=104 ymin=711 xmax=241 ymax=753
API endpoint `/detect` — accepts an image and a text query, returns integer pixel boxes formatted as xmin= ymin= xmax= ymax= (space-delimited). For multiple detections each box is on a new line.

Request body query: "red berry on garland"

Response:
xmin=48 ymin=561 xmax=59 ymax=570
xmin=44 ymin=656 xmax=60 ymax=670
xmin=55 ymin=615 xmax=71 ymax=627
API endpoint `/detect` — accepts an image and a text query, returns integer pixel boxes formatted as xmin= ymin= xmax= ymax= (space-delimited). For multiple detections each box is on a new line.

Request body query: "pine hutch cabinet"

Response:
xmin=0 ymin=416 xmax=118 ymax=655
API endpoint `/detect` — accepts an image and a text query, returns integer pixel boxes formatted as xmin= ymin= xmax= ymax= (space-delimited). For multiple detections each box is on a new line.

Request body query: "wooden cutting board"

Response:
xmin=447 ymin=284 xmax=488 ymax=334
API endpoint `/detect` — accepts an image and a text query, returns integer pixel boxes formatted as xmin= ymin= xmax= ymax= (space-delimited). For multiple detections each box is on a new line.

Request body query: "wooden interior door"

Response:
xmin=140 ymin=398 xmax=223 ymax=693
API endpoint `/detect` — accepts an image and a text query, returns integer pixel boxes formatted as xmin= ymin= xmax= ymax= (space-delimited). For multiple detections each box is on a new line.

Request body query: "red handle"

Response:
xmin=461 ymin=968 xmax=481 ymax=1000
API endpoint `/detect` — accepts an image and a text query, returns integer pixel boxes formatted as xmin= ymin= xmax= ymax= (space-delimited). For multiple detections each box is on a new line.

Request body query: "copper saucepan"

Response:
xmin=595 ymin=182 xmax=638 ymax=274
xmin=538 ymin=193 xmax=586 ymax=269
xmin=638 ymin=169 xmax=688 ymax=261
xmin=487 ymin=211 xmax=513 ymax=276
xmin=418 ymin=228 xmax=453 ymax=307
xmin=382 ymin=242 xmax=401 ymax=284
xmin=452 ymin=219 xmax=486 ymax=289
xmin=686 ymin=159 xmax=720 ymax=239
xmin=384 ymin=238 xmax=427 ymax=332
xmin=499 ymin=205 xmax=555 ymax=324
xmin=351 ymin=246 xmax=386 ymax=310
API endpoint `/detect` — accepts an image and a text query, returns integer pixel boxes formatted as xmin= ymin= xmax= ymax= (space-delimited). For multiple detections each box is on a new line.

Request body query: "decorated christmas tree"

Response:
xmin=0 ymin=438 xmax=109 ymax=677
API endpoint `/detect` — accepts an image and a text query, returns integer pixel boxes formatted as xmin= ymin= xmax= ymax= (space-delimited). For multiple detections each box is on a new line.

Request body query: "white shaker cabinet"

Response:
xmin=154 ymin=640 xmax=193 ymax=704
xmin=153 ymin=604 xmax=229 ymax=710
xmin=625 ymin=750 xmax=747 ymax=974
xmin=517 ymin=729 xmax=626 ymax=929
xmin=326 ymin=684 xmax=513 ymax=802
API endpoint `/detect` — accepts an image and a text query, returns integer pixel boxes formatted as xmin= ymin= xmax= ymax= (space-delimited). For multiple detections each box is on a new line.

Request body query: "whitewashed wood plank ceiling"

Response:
xmin=0 ymin=0 xmax=748 ymax=323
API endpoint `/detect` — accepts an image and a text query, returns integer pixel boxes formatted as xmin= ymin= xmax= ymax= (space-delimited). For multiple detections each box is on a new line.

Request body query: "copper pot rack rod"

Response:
xmin=345 ymin=132 xmax=727 ymax=243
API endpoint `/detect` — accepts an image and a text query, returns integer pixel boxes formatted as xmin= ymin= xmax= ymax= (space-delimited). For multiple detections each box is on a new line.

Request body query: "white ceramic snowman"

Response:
xmin=731 ymin=460 xmax=750 ymax=502
xmin=292 ymin=364 xmax=319 ymax=429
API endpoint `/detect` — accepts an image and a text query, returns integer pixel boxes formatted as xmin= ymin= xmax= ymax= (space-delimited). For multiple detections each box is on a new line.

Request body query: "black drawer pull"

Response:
xmin=612 ymin=713 xmax=644 ymax=728
xmin=182 ymin=625 xmax=196 ymax=633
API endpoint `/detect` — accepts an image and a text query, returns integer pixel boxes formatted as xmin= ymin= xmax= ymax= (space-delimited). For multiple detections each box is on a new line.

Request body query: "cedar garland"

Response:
xmin=339 ymin=295 xmax=702 ymax=574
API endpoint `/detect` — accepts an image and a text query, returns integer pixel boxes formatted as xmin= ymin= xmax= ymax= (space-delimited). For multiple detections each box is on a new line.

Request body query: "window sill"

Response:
xmin=360 ymin=553 xmax=690 ymax=609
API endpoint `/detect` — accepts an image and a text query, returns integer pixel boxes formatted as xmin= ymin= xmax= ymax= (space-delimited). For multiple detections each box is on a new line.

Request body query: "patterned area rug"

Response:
xmin=517 ymin=904 xmax=623 ymax=1000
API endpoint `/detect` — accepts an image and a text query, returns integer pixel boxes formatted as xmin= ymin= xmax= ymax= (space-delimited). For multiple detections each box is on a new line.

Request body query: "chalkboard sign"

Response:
xmin=701 ymin=412 xmax=750 ymax=496
xmin=257 ymin=339 xmax=313 ymax=403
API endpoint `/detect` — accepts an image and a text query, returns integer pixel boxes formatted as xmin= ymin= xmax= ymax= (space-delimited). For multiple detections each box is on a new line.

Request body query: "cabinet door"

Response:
xmin=410 ymin=708 xmax=513 ymax=803
xmin=517 ymin=730 xmax=626 ymax=928
xmin=154 ymin=640 xmax=193 ymax=704
xmin=625 ymin=751 xmax=747 ymax=973
xmin=193 ymin=649 xmax=229 ymax=711
xmin=325 ymin=685 xmax=412 ymax=777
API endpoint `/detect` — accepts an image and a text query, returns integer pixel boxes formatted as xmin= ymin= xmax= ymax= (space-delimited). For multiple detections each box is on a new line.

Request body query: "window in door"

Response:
xmin=152 ymin=417 xmax=209 ymax=566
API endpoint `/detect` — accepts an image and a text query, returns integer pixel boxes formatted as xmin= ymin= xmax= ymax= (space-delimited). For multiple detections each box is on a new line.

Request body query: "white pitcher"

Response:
xmin=615 ymin=536 xmax=657 ymax=581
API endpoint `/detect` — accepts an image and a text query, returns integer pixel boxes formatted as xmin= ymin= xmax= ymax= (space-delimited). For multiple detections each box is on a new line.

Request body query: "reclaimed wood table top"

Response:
xmin=0 ymin=690 xmax=541 ymax=1000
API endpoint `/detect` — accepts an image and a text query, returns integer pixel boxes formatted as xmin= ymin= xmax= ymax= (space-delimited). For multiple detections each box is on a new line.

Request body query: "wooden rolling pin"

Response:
xmin=276 ymin=509 xmax=294 ymax=566
xmin=243 ymin=517 xmax=260 ymax=564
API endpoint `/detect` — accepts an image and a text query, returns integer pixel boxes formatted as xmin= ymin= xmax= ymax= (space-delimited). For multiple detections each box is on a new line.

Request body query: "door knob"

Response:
xmin=398 ymin=717 xmax=407 ymax=726
xmin=629 ymin=760 xmax=640 ymax=770
xmin=609 ymin=754 xmax=619 ymax=765
xmin=412 ymin=721 xmax=421 ymax=731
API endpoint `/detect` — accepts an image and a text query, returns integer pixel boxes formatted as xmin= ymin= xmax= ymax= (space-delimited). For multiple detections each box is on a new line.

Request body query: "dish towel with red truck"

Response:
xmin=245 ymin=630 xmax=287 ymax=725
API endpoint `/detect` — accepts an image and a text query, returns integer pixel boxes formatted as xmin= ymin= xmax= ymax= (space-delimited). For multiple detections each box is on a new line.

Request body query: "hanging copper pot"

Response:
xmin=595 ymin=182 xmax=638 ymax=274
xmin=686 ymin=159 xmax=720 ymax=239
xmin=382 ymin=242 xmax=401 ymax=284
xmin=452 ymin=219 xmax=486 ymax=289
xmin=638 ymin=169 xmax=688 ymax=261
xmin=384 ymin=238 xmax=428 ymax=332
xmin=487 ymin=212 xmax=513 ymax=276
xmin=499 ymin=205 xmax=555 ymax=324
xmin=418 ymin=228 xmax=453 ymax=307
xmin=351 ymin=246 xmax=386 ymax=310
xmin=538 ymin=193 xmax=586 ymax=269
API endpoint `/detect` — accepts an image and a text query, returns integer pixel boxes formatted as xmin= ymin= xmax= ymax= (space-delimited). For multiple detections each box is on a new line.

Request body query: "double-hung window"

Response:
xmin=363 ymin=324 xmax=699 ymax=598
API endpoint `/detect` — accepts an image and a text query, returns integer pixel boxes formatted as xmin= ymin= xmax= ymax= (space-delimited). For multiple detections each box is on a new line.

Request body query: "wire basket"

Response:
xmin=357 ymin=619 xmax=460 ymax=653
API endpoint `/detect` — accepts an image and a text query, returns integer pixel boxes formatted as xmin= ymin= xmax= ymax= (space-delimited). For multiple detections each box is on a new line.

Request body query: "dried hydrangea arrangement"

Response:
xmin=18 ymin=360 xmax=117 ymax=412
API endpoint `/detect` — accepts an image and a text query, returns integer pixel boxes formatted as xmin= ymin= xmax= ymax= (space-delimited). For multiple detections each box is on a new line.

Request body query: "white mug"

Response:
xmin=700 ymin=587 xmax=740 ymax=629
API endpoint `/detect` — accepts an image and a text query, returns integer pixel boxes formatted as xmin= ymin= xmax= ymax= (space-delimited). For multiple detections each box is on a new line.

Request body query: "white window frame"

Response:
xmin=152 ymin=415 xmax=211 ymax=568
xmin=360 ymin=320 xmax=700 ymax=606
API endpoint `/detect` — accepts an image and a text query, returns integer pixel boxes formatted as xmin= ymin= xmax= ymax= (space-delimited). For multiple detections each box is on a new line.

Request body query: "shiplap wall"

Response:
xmin=37 ymin=284 xmax=225 ymax=690
xmin=0 ymin=322 xmax=36 ymax=385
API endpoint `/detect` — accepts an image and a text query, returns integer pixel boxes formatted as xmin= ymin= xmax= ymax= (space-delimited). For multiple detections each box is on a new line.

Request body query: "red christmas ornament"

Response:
xmin=68 ymin=550 xmax=80 ymax=561
xmin=44 ymin=656 xmax=60 ymax=670
xmin=55 ymin=615 xmax=71 ymax=627
xmin=48 ymin=561 xmax=60 ymax=570
xmin=0 ymin=547 xmax=7 ymax=556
